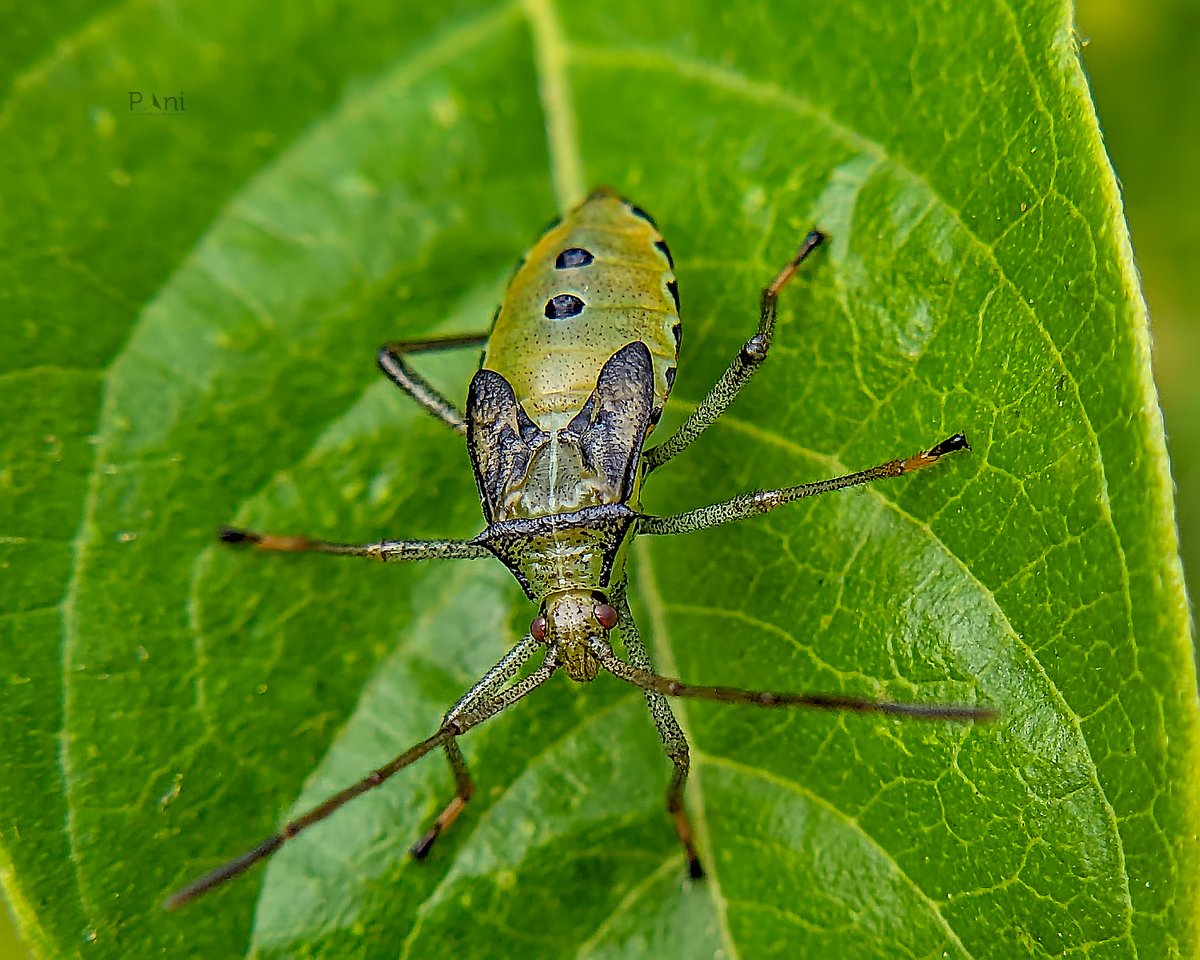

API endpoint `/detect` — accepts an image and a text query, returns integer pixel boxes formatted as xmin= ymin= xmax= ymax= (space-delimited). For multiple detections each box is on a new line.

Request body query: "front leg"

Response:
xmin=411 ymin=634 xmax=540 ymax=860
xmin=610 ymin=582 xmax=703 ymax=879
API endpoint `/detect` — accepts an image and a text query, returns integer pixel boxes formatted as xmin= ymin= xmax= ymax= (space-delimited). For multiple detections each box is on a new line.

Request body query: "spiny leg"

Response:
xmin=643 ymin=230 xmax=825 ymax=473
xmin=610 ymin=582 xmax=702 ymax=879
xmin=411 ymin=635 xmax=541 ymax=859
xmin=410 ymin=741 xmax=471 ymax=860
xmin=218 ymin=515 xmax=492 ymax=851
xmin=164 ymin=727 xmax=456 ymax=910
xmin=407 ymin=650 xmax=561 ymax=860
xmin=377 ymin=332 xmax=490 ymax=435
xmin=588 ymin=636 xmax=995 ymax=721
xmin=163 ymin=639 xmax=555 ymax=910
xmin=638 ymin=434 xmax=970 ymax=537
xmin=218 ymin=526 xmax=491 ymax=562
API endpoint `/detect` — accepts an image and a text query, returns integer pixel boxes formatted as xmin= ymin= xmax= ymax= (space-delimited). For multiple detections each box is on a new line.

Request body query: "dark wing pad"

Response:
xmin=564 ymin=341 xmax=655 ymax=505
xmin=466 ymin=369 xmax=542 ymax=523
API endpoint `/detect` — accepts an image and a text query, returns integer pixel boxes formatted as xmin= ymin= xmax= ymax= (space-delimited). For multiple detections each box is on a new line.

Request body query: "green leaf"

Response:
xmin=2 ymin=0 xmax=1196 ymax=957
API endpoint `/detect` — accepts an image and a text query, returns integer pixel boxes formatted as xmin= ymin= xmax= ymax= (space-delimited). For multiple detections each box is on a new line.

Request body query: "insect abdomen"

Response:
xmin=483 ymin=188 xmax=681 ymax=431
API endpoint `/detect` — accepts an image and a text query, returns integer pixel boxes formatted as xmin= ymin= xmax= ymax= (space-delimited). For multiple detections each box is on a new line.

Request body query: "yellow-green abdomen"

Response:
xmin=483 ymin=188 xmax=681 ymax=431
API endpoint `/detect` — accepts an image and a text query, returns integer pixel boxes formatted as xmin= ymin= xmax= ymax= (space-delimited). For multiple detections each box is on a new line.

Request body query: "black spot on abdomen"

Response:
xmin=555 ymin=247 xmax=594 ymax=269
xmin=628 ymin=204 xmax=658 ymax=228
xmin=654 ymin=239 xmax=674 ymax=269
xmin=666 ymin=279 xmax=680 ymax=311
xmin=545 ymin=294 xmax=585 ymax=320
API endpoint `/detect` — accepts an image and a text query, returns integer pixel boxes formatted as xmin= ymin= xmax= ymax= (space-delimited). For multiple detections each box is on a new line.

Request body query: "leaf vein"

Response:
xmin=700 ymin=751 xmax=976 ymax=959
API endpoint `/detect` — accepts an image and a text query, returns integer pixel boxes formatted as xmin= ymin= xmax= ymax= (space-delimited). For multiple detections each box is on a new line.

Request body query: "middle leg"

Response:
xmin=611 ymin=582 xmax=703 ymax=879
xmin=638 ymin=434 xmax=970 ymax=538
xmin=219 ymin=526 xmax=490 ymax=561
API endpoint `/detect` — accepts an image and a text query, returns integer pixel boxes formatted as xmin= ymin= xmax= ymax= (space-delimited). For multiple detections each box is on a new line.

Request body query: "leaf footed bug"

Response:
xmin=165 ymin=187 xmax=991 ymax=909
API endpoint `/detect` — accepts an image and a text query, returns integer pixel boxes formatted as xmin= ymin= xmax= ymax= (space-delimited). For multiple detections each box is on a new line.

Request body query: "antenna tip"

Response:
xmin=218 ymin=526 xmax=261 ymax=545
xmin=930 ymin=432 xmax=971 ymax=457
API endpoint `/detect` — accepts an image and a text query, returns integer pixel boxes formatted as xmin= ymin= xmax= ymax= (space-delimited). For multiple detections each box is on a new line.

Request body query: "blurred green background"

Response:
xmin=1081 ymin=0 xmax=1200 ymax=593
xmin=1 ymin=0 xmax=1195 ymax=956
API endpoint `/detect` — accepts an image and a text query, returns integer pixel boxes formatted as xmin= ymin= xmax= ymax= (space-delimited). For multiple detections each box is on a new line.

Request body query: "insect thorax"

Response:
xmin=499 ymin=432 xmax=621 ymax=519
xmin=476 ymin=504 xmax=637 ymax=602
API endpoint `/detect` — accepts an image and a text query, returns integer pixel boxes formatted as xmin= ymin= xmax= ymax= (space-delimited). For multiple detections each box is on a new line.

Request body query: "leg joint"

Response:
xmin=740 ymin=332 xmax=770 ymax=365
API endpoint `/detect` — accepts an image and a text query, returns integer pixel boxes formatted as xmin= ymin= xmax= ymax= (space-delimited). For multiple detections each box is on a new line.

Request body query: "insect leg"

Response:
xmin=377 ymin=332 xmax=490 ymax=435
xmin=588 ymin=637 xmax=995 ymax=721
xmin=638 ymin=434 xmax=970 ymax=537
xmin=163 ymin=727 xmax=456 ymax=909
xmin=406 ymin=649 xmax=560 ymax=856
xmin=411 ymin=634 xmax=541 ymax=859
xmin=642 ymin=231 xmax=825 ymax=473
xmin=218 ymin=526 xmax=491 ymax=561
xmin=163 ymin=640 xmax=555 ymax=910
xmin=610 ymin=583 xmax=702 ymax=879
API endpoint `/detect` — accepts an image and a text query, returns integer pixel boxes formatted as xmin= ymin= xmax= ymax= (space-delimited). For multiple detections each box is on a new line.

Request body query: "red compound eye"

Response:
xmin=530 ymin=616 xmax=547 ymax=641
xmin=594 ymin=603 xmax=619 ymax=630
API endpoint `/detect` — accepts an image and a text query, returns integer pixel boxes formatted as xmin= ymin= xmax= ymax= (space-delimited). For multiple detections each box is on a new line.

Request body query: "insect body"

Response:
xmin=472 ymin=192 xmax=677 ymax=683
xmin=166 ymin=187 xmax=991 ymax=909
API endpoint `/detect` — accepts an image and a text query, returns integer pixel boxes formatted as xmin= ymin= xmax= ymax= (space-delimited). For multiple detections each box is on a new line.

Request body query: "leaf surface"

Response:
xmin=1 ymin=1 xmax=1196 ymax=958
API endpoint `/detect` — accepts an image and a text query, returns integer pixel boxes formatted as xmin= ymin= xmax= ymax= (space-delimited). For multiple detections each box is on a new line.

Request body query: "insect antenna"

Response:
xmin=163 ymin=725 xmax=458 ymax=910
xmin=587 ymin=638 xmax=995 ymax=721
